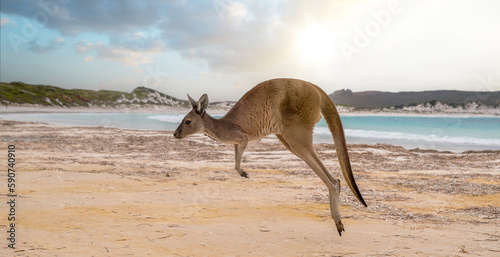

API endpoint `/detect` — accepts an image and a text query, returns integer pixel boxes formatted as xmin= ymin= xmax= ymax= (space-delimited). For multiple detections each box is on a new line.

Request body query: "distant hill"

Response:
xmin=0 ymin=82 xmax=190 ymax=108
xmin=330 ymin=89 xmax=500 ymax=109
xmin=2 ymin=82 xmax=499 ymax=114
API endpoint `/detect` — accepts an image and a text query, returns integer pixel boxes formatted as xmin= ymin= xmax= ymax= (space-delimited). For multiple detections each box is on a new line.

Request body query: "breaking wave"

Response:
xmin=147 ymin=114 xmax=185 ymax=123
xmin=314 ymin=127 xmax=500 ymax=146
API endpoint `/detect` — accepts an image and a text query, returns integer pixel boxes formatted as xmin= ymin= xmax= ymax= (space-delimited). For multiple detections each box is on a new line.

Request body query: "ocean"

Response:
xmin=1 ymin=112 xmax=499 ymax=152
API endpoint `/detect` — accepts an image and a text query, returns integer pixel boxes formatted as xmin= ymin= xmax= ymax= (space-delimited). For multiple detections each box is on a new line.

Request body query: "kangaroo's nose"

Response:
xmin=173 ymin=131 xmax=180 ymax=139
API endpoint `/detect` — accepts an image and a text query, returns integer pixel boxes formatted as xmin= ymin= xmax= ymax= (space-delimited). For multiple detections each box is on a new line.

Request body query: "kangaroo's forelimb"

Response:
xmin=234 ymin=142 xmax=248 ymax=178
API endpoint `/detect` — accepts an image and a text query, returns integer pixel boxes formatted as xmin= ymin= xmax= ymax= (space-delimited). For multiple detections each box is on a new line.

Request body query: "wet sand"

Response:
xmin=0 ymin=120 xmax=499 ymax=256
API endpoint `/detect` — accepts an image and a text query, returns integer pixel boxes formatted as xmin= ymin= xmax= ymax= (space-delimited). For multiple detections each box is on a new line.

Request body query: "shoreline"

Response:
xmin=2 ymin=112 xmax=500 ymax=153
xmin=1 ymin=117 xmax=499 ymax=155
xmin=1 ymin=105 xmax=499 ymax=117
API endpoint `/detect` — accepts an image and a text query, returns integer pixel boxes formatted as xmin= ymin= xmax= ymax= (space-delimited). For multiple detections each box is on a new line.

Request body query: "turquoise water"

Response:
xmin=315 ymin=116 xmax=500 ymax=151
xmin=1 ymin=112 xmax=499 ymax=152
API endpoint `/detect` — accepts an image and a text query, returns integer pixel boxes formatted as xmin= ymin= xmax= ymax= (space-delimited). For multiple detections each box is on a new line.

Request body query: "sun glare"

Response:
xmin=295 ymin=25 xmax=335 ymax=64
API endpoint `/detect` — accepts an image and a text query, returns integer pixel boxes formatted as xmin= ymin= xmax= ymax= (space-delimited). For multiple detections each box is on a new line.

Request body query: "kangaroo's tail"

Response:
xmin=320 ymin=94 xmax=367 ymax=207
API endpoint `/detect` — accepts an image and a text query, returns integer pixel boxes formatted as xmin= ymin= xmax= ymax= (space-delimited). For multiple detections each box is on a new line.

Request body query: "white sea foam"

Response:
xmin=314 ymin=127 xmax=500 ymax=146
xmin=147 ymin=114 xmax=185 ymax=123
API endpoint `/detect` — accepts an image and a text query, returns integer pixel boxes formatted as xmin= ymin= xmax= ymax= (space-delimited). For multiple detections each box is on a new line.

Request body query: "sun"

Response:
xmin=295 ymin=25 xmax=335 ymax=64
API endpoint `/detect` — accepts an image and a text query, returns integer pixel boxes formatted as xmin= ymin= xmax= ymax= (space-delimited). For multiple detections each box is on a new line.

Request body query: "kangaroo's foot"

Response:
xmin=236 ymin=168 xmax=248 ymax=178
xmin=331 ymin=181 xmax=344 ymax=236
xmin=336 ymin=220 xmax=345 ymax=236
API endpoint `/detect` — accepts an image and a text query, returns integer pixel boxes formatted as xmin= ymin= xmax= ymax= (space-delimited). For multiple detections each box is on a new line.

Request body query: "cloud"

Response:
xmin=28 ymin=37 xmax=64 ymax=53
xmin=1 ymin=0 xmax=287 ymax=72
xmin=74 ymin=40 xmax=98 ymax=53
xmin=0 ymin=17 xmax=16 ymax=27
xmin=75 ymin=40 xmax=141 ymax=67
xmin=157 ymin=1 xmax=290 ymax=72
xmin=108 ymin=32 xmax=165 ymax=53
xmin=73 ymin=33 xmax=165 ymax=69
xmin=0 ymin=0 xmax=344 ymax=73
xmin=0 ymin=0 xmax=165 ymax=36
xmin=2 ymin=0 xmax=500 ymax=92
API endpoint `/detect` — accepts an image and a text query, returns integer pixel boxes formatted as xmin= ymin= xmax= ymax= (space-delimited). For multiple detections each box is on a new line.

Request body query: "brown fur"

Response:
xmin=174 ymin=78 xmax=367 ymax=236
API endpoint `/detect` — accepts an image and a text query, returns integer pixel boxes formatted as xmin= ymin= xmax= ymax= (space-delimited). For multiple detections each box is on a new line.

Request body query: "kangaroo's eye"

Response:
xmin=185 ymin=120 xmax=191 ymax=125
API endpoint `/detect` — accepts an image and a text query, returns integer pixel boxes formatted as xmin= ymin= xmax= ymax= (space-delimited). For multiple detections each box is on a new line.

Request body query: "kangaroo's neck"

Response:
xmin=202 ymin=114 xmax=233 ymax=143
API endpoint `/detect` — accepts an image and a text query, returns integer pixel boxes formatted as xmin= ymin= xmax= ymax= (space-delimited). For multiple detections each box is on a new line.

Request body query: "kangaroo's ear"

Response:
xmin=197 ymin=94 xmax=209 ymax=115
xmin=187 ymin=94 xmax=197 ymax=109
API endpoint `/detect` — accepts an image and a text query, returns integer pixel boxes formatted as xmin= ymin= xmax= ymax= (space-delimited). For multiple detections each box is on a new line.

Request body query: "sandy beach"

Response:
xmin=0 ymin=119 xmax=499 ymax=256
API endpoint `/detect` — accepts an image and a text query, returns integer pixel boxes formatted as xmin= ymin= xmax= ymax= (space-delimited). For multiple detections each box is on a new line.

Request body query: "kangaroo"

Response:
xmin=173 ymin=78 xmax=367 ymax=236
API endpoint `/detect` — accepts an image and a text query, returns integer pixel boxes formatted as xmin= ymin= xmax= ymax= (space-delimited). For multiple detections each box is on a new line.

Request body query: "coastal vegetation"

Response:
xmin=0 ymin=81 xmax=189 ymax=108
xmin=1 ymin=82 xmax=499 ymax=114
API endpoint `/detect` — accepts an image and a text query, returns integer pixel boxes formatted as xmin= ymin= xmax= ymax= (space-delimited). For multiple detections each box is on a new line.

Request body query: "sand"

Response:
xmin=0 ymin=119 xmax=499 ymax=256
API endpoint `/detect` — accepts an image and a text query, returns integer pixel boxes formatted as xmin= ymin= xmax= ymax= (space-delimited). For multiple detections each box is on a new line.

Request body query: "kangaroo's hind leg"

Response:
xmin=234 ymin=142 xmax=248 ymax=178
xmin=277 ymin=128 xmax=345 ymax=235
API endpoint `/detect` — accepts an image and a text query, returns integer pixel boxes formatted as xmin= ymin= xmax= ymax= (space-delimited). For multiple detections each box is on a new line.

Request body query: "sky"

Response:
xmin=1 ymin=0 xmax=499 ymax=102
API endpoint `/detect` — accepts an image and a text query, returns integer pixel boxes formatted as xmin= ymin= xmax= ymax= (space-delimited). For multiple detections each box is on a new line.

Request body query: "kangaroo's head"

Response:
xmin=173 ymin=94 xmax=209 ymax=139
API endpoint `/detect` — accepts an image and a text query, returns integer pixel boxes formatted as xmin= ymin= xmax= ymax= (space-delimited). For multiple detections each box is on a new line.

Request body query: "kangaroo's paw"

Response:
xmin=237 ymin=169 xmax=248 ymax=178
xmin=336 ymin=221 xmax=345 ymax=236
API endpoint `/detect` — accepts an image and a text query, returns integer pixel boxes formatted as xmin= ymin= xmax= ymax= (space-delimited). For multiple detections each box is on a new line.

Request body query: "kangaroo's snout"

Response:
xmin=173 ymin=130 xmax=182 ymax=139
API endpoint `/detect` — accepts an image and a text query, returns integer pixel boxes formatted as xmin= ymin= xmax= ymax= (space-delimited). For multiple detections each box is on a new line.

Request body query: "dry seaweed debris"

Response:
xmin=390 ymin=175 xmax=500 ymax=196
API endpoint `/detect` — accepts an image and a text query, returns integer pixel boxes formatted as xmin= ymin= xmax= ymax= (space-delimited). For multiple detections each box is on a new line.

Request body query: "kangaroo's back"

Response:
xmin=223 ymin=78 xmax=324 ymax=140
